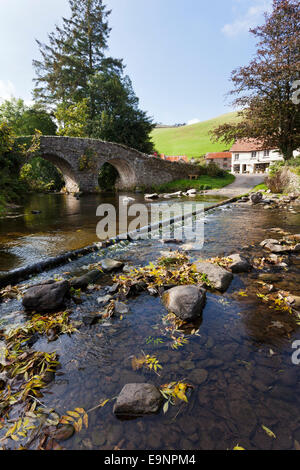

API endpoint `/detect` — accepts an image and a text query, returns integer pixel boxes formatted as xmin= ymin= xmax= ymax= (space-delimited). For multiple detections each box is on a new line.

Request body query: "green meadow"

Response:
xmin=151 ymin=111 xmax=239 ymax=159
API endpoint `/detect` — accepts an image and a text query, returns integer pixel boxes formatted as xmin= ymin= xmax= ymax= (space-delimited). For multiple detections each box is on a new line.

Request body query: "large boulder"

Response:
xmin=100 ymin=259 xmax=124 ymax=273
xmin=229 ymin=254 xmax=252 ymax=273
xmin=22 ymin=280 xmax=70 ymax=312
xmin=250 ymin=192 xmax=263 ymax=204
xmin=70 ymin=269 xmax=102 ymax=289
xmin=162 ymin=285 xmax=206 ymax=321
xmin=113 ymin=383 xmax=163 ymax=417
xmin=194 ymin=261 xmax=233 ymax=292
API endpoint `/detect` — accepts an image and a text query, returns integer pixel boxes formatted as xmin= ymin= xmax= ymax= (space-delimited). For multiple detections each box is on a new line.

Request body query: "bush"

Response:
xmin=206 ymin=162 xmax=225 ymax=177
xmin=267 ymin=158 xmax=300 ymax=193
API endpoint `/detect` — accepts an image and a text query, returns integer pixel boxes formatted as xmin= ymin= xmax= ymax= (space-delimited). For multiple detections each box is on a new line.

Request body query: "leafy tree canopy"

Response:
xmin=211 ymin=0 xmax=300 ymax=160
xmin=0 ymin=98 xmax=57 ymax=136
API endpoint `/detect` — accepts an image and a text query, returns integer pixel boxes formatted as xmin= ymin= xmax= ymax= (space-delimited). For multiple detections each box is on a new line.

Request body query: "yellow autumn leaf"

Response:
xmin=262 ymin=425 xmax=276 ymax=439
xmin=83 ymin=413 xmax=89 ymax=429
xmin=67 ymin=410 xmax=80 ymax=418
xmin=77 ymin=417 xmax=83 ymax=432
xmin=75 ymin=408 xmax=85 ymax=414
xmin=99 ymin=399 xmax=110 ymax=407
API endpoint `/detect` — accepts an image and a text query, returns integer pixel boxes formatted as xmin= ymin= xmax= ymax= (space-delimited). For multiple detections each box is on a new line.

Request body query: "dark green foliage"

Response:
xmin=206 ymin=162 xmax=226 ymax=177
xmin=98 ymin=163 xmax=119 ymax=191
xmin=0 ymin=127 xmax=27 ymax=211
xmin=89 ymin=72 xmax=154 ymax=153
xmin=20 ymin=157 xmax=64 ymax=191
xmin=0 ymin=99 xmax=56 ymax=136
xmin=0 ymin=129 xmax=63 ymax=214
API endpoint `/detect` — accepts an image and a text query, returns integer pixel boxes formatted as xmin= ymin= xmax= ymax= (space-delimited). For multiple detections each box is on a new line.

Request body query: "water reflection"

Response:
xmin=0 ymin=193 xmax=224 ymax=271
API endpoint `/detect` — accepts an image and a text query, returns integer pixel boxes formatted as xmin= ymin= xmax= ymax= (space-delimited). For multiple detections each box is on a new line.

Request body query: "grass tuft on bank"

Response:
xmin=152 ymin=173 xmax=235 ymax=193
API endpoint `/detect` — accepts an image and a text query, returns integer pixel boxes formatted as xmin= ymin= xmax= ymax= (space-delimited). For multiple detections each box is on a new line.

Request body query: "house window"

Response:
xmin=251 ymin=151 xmax=257 ymax=159
xmin=234 ymin=154 xmax=239 ymax=161
xmin=264 ymin=150 xmax=270 ymax=157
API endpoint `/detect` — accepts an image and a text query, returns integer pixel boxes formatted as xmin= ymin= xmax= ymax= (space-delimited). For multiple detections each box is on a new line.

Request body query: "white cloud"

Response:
xmin=187 ymin=118 xmax=200 ymax=126
xmin=0 ymin=80 xmax=16 ymax=102
xmin=222 ymin=0 xmax=272 ymax=37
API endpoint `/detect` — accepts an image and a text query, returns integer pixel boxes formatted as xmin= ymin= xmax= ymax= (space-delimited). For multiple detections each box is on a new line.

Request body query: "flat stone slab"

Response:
xmin=162 ymin=285 xmax=206 ymax=321
xmin=100 ymin=259 xmax=124 ymax=272
xmin=70 ymin=269 xmax=102 ymax=289
xmin=194 ymin=261 xmax=233 ymax=292
xmin=113 ymin=383 xmax=163 ymax=417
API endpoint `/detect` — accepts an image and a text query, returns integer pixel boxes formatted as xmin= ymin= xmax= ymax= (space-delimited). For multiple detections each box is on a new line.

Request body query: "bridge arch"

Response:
xmin=42 ymin=153 xmax=80 ymax=193
xmin=102 ymin=158 xmax=137 ymax=190
xmin=39 ymin=136 xmax=198 ymax=193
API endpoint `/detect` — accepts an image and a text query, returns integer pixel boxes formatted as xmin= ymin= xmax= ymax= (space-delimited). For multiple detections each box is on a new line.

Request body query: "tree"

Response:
xmin=211 ymin=0 xmax=300 ymax=160
xmin=33 ymin=0 xmax=123 ymax=114
xmin=89 ymin=72 xmax=154 ymax=153
xmin=33 ymin=0 xmax=155 ymax=154
xmin=20 ymin=105 xmax=57 ymax=135
xmin=0 ymin=98 xmax=57 ymax=135
xmin=0 ymin=122 xmax=15 ymax=155
xmin=55 ymin=99 xmax=89 ymax=137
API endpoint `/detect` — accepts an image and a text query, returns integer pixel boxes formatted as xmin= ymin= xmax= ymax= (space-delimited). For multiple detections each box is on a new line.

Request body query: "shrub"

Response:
xmin=206 ymin=162 xmax=225 ymax=177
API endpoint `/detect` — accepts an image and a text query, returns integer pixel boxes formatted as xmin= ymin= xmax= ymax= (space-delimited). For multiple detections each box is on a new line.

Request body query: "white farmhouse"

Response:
xmin=230 ymin=139 xmax=285 ymax=174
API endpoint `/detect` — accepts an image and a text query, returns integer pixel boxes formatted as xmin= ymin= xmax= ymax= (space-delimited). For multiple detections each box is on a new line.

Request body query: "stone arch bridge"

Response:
xmin=38 ymin=136 xmax=198 ymax=193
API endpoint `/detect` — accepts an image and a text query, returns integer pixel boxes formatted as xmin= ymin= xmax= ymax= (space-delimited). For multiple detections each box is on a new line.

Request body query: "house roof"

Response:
xmin=230 ymin=139 xmax=269 ymax=152
xmin=206 ymin=152 xmax=232 ymax=160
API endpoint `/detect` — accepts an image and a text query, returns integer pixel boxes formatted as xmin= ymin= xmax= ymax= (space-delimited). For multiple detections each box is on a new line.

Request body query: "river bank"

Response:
xmin=0 ymin=194 xmax=299 ymax=451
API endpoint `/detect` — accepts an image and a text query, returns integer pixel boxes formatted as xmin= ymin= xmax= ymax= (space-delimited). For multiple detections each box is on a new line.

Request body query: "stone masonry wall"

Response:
xmin=40 ymin=136 xmax=200 ymax=193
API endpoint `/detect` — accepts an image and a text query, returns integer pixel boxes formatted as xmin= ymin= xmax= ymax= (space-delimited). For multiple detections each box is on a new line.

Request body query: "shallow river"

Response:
xmin=0 ymin=193 xmax=224 ymax=272
xmin=0 ymin=196 xmax=300 ymax=450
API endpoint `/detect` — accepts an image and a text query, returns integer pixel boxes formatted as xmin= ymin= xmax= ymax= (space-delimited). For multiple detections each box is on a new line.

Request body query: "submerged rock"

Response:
xmin=113 ymin=383 xmax=163 ymax=417
xmin=258 ymin=273 xmax=283 ymax=282
xmin=70 ymin=269 xmax=102 ymax=289
xmin=114 ymin=301 xmax=130 ymax=315
xmin=100 ymin=259 xmax=124 ymax=273
xmin=229 ymin=254 xmax=252 ymax=273
xmin=49 ymin=424 xmax=75 ymax=441
xmin=162 ymin=285 xmax=206 ymax=321
xmin=97 ymin=294 xmax=113 ymax=306
xmin=194 ymin=261 xmax=233 ymax=292
xmin=189 ymin=368 xmax=208 ymax=385
xmin=22 ymin=280 xmax=70 ymax=312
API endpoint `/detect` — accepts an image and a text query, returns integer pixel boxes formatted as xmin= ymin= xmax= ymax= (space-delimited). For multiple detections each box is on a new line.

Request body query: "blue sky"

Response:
xmin=0 ymin=0 xmax=272 ymax=124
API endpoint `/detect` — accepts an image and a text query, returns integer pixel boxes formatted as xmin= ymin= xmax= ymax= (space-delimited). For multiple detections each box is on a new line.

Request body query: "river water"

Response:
xmin=0 ymin=196 xmax=300 ymax=450
xmin=0 ymin=193 xmax=225 ymax=273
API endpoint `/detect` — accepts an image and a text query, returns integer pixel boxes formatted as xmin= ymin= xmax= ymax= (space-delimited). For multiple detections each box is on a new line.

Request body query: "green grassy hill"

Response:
xmin=151 ymin=111 xmax=239 ymax=159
